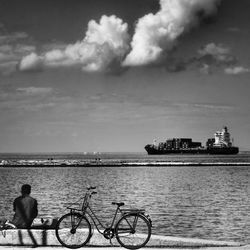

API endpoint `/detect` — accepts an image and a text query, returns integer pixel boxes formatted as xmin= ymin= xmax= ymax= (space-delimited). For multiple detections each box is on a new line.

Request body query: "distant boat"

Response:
xmin=145 ymin=126 xmax=239 ymax=155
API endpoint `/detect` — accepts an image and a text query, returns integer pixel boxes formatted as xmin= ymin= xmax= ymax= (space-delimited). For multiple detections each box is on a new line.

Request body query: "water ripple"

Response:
xmin=0 ymin=164 xmax=250 ymax=244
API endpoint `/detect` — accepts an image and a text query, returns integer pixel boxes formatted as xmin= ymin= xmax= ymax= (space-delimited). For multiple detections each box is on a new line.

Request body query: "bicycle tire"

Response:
xmin=115 ymin=213 xmax=151 ymax=249
xmin=55 ymin=212 xmax=91 ymax=249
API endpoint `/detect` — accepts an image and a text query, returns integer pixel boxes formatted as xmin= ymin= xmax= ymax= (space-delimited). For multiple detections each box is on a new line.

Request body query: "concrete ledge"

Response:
xmin=2 ymin=160 xmax=250 ymax=167
xmin=0 ymin=229 xmax=243 ymax=247
xmin=149 ymin=235 xmax=243 ymax=247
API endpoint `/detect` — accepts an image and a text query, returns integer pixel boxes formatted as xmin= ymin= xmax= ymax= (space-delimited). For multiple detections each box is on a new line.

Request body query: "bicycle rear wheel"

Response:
xmin=115 ymin=213 xmax=151 ymax=249
xmin=55 ymin=213 xmax=91 ymax=249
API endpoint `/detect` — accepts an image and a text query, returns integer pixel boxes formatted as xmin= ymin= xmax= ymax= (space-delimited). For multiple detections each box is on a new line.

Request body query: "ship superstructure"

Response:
xmin=214 ymin=126 xmax=232 ymax=147
xmin=145 ymin=126 xmax=239 ymax=155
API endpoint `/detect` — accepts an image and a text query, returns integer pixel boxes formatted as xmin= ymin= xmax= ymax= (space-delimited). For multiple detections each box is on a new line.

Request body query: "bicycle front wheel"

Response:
xmin=55 ymin=213 xmax=91 ymax=249
xmin=115 ymin=213 xmax=151 ymax=249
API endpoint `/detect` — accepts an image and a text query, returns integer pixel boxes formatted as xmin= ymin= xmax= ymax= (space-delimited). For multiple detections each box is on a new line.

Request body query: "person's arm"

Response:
xmin=33 ymin=200 xmax=38 ymax=219
xmin=13 ymin=198 xmax=16 ymax=212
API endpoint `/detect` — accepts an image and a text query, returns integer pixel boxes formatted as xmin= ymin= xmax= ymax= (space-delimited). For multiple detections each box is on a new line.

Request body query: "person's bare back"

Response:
xmin=12 ymin=184 xmax=38 ymax=228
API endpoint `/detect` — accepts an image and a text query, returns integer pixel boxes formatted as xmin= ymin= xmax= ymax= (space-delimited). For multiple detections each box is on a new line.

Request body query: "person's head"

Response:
xmin=21 ymin=184 xmax=31 ymax=195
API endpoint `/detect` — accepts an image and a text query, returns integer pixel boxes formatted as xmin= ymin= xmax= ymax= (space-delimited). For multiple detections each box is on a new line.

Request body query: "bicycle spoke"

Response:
xmin=55 ymin=213 xmax=91 ymax=249
xmin=115 ymin=213 xmax=151 ymax=249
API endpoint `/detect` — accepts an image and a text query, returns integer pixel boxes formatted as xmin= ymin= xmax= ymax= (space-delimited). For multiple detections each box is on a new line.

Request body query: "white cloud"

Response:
xmin=123 ymin=0 xmax=221 ymax=66
xmin=198 ymin=43 xmax=235 ymax=64
xmin=199 ymin=43 xmax=229 ymax=56
xmin=19 ymin=15 xmax=130 ymax=73
xmin=19 ymin=52 xmax=43 ymax=71
xmin=18 ymin=0 xmax=222 ymax=73
xmin=224 ymin=66 xmax=249 ymax=75
xmin=194 ymin=43 xmax=238 ymax=74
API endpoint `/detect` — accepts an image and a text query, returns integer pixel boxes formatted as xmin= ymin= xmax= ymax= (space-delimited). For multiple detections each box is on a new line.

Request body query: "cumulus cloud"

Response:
xmin=19 ymin=15 xmax=130 ymax=73
xmin=19 ymin=52 xmax=43 ymax=71
xmin=123 ymin=0 xmax=221 ymax=66
xmin=18 ymin=0 xmax=223 ymax=73
xmin=162 ymin=43 xmax=237 ymax=74
xmin=224 ymin=66 xmax=249 ymax=75
xmin=198 ymin=43 xmax=235 ymax=64
xmin=0 ymin=44 xmax=36 ymax=63
xmin=194 ymin=43 xmax=250 ymax=75
xmin=0 ymin=45 xmax=36 ymax=75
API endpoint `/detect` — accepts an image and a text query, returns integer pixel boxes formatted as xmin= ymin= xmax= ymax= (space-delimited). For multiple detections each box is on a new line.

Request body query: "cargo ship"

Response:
xmin=145 ymin=126 xmax=239 ymax=155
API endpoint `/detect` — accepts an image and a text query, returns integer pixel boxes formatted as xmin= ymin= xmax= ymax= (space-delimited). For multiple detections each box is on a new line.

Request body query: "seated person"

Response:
xmin=12 ymin=184 xmax=38 ymax=228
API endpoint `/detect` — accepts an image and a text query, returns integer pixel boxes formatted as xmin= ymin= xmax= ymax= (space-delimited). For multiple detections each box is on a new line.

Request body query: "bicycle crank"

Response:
xmin=103 ymin=228 xmax=115 ymax=239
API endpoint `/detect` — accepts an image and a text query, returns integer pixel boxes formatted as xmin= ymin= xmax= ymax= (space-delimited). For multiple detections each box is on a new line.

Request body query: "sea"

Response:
xmin=1 ymin=151 xmax=250 ymax=244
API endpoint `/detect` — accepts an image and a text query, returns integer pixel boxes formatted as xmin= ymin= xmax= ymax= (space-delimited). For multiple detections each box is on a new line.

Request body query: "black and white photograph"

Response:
xmin=0 ymin=0 xmax=250 ymax=249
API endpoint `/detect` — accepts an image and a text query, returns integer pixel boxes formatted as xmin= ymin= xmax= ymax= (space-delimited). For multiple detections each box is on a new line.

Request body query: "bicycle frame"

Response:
xmin=68 ymin=200 xmax=148 ymax=236
xmin=56 ymin=188 xmax=152 ymax=250
xmin=67 ymin=187 xmax=152 ymax=238
xmin=80 ymin=202 xmax=123 ymax=235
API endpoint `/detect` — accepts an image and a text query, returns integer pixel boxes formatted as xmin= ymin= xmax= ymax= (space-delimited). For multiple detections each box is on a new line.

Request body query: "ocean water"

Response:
xmin=0 ymin=152 xmax=250 ymax=243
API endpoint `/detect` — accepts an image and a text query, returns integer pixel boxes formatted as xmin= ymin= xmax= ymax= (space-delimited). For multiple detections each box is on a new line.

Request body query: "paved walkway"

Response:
xmin=1 ymin=246 xmax=250 ymax=250
xmin=1 ymin=229 xmax=248 ymax=249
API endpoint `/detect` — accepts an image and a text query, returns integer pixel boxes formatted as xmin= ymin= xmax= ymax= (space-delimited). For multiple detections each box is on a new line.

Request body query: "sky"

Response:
xmin=0 ymin=0 xmax=250 ymax=153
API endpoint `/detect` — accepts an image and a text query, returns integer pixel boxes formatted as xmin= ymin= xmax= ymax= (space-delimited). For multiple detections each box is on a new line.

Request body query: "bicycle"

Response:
xmin=55 ymin=187 xmax=152 ymax=249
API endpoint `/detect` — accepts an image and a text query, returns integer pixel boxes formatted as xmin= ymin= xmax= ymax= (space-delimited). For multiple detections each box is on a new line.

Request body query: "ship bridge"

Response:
xmin=214 ymin=126 xmax=232 ymax=147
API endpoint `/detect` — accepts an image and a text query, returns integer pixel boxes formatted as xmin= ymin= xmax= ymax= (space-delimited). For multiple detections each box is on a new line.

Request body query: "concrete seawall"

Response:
xmin=0 ymin=229 xmax=243 ymax=248
xmin=1 ymin=159 xmax=250 ymax=167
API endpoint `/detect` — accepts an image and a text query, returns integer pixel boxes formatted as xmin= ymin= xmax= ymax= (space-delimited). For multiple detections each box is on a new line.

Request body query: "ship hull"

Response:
xmin=145 ymin=145 xmax=239 ymax=155
xmin=207 ymin=146 xmax=239 ymax=155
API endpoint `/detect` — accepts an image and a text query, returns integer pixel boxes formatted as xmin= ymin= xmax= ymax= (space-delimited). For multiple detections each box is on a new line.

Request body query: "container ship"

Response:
xmin=145 ymin=126 xmax=239 ymax=155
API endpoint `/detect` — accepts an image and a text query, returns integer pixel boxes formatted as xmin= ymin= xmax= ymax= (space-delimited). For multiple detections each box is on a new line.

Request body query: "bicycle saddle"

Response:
xmin=112 ymin=202 xmax=125 ymax=207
